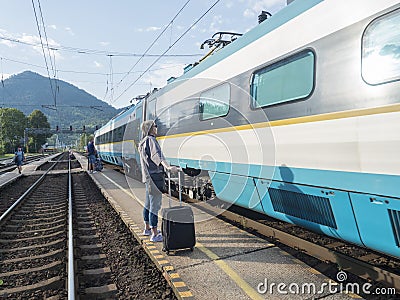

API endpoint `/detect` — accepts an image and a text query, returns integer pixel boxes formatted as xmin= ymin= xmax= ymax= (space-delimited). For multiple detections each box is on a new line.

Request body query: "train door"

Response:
xmin=122 ymin=103 xmax=143 ymax=180
xmin=132 ymin=103 xmax=143 ymax=179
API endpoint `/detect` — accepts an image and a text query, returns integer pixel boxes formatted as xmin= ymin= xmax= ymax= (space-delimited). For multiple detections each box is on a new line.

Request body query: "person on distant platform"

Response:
xmin=87 ymin=137 xmax=97 ymax=174
xmin=138 ymin=120 xmax=177 ymax=242
xmin=14 ymin=146 xmax=26 ymax=174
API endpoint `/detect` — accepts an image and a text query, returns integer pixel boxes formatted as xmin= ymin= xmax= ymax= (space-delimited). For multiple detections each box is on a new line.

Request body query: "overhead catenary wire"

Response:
xmin=113 ymin=0 xmax=221 ymax=103
xmin=108 ymin=55 xmax=114 ymax=104
xmin=31 ymin=0 xmax=56 ymax=106
xmin=0 ymin=36 xmax=202 ymax=58
xmin=37 ymin=0 xmax=59 ymax=107
xmin=115 ymin=0 xmax=192 ymax=89
xmin=37 ymin=0 xmax=55 ymax=77
xmin=0 ymin=56 xmax=186 ymax=77
xmin=37 ymin=0 xmax=60 ymax=106
xmin=0 ymin=103 xmax=111 ymax=109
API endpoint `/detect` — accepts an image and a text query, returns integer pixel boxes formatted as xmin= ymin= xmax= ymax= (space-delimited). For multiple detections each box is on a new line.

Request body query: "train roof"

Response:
xmin=99 ymin=101 xmax=141 ymax=129
xmin=150 ymin=0 xmax=323 ymax=99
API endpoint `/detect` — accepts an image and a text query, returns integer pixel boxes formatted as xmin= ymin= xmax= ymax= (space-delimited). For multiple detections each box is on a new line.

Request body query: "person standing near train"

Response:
xmin=87 ymin=137 xmax=97 ymax=174
xmin=14 ymin=146 xmax=26 ymax=174
xmin=138 ymin=120 xmax=177 ymax=242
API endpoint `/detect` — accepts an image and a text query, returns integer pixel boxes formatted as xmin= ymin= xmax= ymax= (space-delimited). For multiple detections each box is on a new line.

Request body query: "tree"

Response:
xmin=0 ymin=108 xmax=27 ymax=154
xmin=79 ymin=133 xmax=91 ymax=151
xmin=27 ymin=109 xmax=51 ymax=152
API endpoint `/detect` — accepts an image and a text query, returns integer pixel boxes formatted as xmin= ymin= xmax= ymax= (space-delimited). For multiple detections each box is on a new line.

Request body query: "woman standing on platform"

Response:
xmin=138 ymin=120 xmax=177 ymax=242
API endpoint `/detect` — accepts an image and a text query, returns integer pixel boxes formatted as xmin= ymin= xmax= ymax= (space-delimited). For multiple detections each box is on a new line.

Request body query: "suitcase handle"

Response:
xmin=167 ymin=168 xmax=182 ymax=207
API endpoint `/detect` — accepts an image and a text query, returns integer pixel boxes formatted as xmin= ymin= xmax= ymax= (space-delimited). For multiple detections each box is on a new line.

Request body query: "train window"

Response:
xmin=147 ymin=99 xmax=156 ymax=120
xmin=362 ymin=9 xmax=400 ymax=85
xmin=117 ymin=126 xmax=124 ymax=142
xmin=251 ymin=50 xmax=314 ymax=108
xmin=199 ymin=83 xmax=230 ymax=120
xmin=114 ymin=127 xmax=119 ymax=142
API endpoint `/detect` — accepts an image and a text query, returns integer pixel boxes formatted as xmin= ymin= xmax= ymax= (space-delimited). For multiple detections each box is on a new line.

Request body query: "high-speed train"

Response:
xmin=95 ymin=0 xmax=400 ymax=259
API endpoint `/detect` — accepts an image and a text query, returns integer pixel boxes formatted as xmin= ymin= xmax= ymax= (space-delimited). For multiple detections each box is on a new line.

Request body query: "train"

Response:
xmin=95 ymin=0 xmax=400 ymax=259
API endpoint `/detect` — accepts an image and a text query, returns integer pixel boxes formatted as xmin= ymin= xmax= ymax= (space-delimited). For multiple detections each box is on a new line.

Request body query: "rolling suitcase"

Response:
xmin=95 ymin=158 xmax=103 ymax=171
xmin=162 ymin=170 xmax=196 ymax=254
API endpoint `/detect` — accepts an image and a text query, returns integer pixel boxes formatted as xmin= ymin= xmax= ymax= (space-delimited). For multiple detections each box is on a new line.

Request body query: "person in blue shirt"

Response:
xmin=14 ymin=146 xmax=25 ymax=174
xmin=87 ymin=137 xmax=97 ymax=174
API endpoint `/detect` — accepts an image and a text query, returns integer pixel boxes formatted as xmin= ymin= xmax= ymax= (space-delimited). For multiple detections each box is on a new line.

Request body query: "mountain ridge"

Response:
xmin=0 ymin=70 xmax=122 ymax=130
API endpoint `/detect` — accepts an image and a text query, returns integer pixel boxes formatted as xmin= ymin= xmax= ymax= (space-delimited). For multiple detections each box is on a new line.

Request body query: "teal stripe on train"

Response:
xmin=168 ymin=157 xmax=400 ymax=199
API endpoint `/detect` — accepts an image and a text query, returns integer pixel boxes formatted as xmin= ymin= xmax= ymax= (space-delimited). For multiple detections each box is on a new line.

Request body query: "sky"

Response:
xmin=0 ymin=0 xmax=287 ymax=109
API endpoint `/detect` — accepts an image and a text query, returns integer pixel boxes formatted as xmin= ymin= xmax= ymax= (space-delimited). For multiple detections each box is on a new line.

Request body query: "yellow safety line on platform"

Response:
xmin=101 ymin=172 xmax=264 ymax=299
xmin=99 ymin=172 xmax=194 ymax=299
xmin=196 ymin=241 xmax=263 ymax=300
xmin=101 ymin=173 xmax=145 ymax=206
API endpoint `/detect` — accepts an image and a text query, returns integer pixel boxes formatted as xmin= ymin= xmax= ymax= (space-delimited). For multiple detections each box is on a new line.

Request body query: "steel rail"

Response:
xmin=186 ymin=199 xmax=400 ymax=292
xmin=67 ymin=156 xmax=75 ymax=300
xmin=0 ymin=154 xmax=50 ymax=174
xmin=0 ymin=152 xmax=64 ymax=223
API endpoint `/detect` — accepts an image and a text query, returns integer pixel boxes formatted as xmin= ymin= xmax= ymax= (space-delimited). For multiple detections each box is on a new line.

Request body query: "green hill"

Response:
xmin=0 ymin=70 xmax=121 ymax=130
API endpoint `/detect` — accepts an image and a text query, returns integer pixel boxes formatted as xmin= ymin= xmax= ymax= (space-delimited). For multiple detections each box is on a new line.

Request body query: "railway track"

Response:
xmin=0 ymin=154 xmax=49 ymax=175
xmin=0 ymin=153 xmax=176 ymax=299
xmin=0 ymin=157 xmax=68 ymax=298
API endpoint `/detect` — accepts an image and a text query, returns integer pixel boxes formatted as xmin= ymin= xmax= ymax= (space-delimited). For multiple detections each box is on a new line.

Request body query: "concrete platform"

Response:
xmin=0 ymin=153 xmax=60 ymax=188
xmin=75 ymin=153 xmax=358 ymax=300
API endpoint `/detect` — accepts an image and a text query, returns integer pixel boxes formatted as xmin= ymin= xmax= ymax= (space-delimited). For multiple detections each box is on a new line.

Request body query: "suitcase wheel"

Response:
xmin=190 ymin=247 xmax=194 ymax=252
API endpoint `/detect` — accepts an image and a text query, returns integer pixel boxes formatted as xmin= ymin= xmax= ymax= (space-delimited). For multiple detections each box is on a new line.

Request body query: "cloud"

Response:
xmin=225 ymin=1 xmax=234 ymax=8
xmin=141 ymin=62 xmax=185 ymax=88
xmin=20 ymin=34 xmax=41 ymax=45
xmin=0 ymin=39 xmax=15 ymax=48
xmin=20 ymin=33 xmax=63 ymax=60
xmin=65 ymin=27 xmax=74 ymax=36
xmin=100 ymin=41 xmax=110 ymax=46
xmin=1 ymin=73 xmax=11 ymax=80
xmin=244 ymin=8 xmax=255 ymax=18
xmin=243 ymin=0 xmax=286 ymax=18
xmin=0 ymin=29 xmax=63 ymax=62
xmin=48 ymin=25 xmax=57 ymax=30
xmin=209 ymin=15 xmax=223 ymax=32
xmin=94 ymin=61 xmax=102 ymax=68
xmin=146 ymin=26 xmax=161 ymax=32
xmin=0 ymin=29 xmax=16 ymax=47
xmin=380 ymin=43 xmax=400 ymax=59
xmin=136 ymin=26 xmax=162 ymax=32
